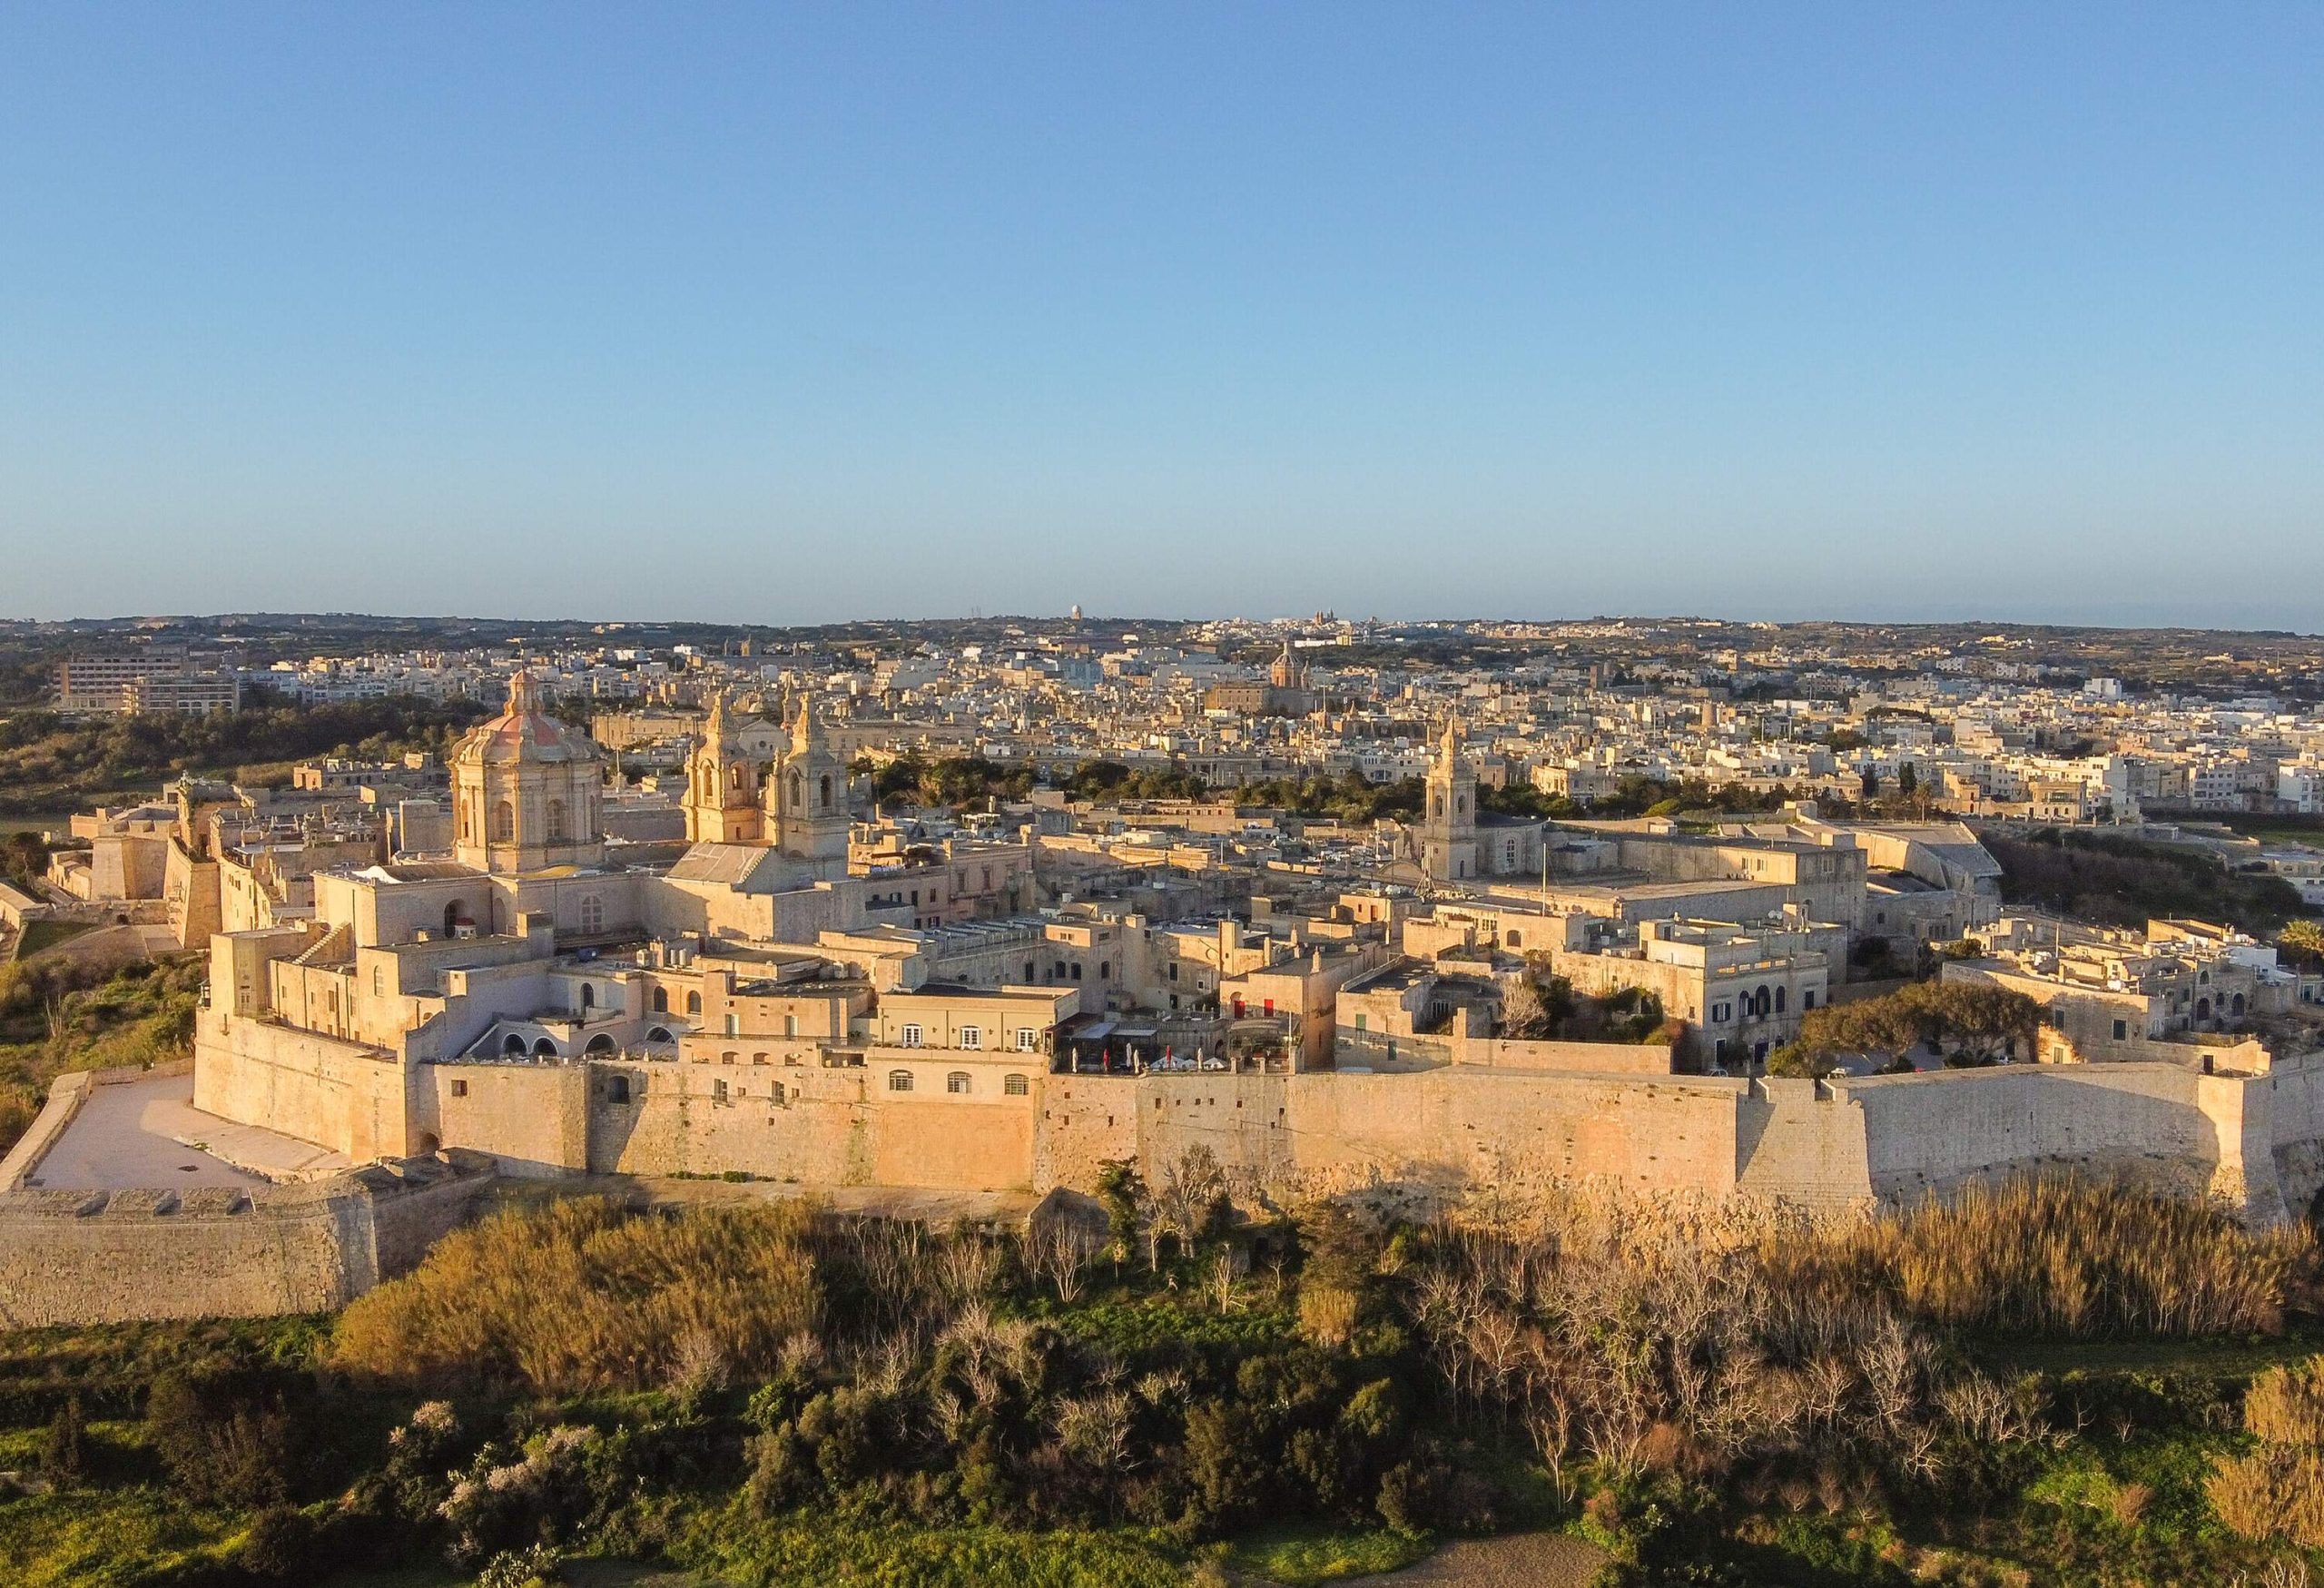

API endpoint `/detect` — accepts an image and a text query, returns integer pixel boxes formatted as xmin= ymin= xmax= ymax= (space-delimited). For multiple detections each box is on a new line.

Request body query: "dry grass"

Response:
xmin=2210 ymin=1449 xmax=2324 ymax=1550
xmin=2246 ymin=1359 xmax=2324 ymax=1447
xmin=1771 ymin=1178 xmax=2309 ymax=1338
xmin=332 ymin=1198 xmax=822 ymax=1395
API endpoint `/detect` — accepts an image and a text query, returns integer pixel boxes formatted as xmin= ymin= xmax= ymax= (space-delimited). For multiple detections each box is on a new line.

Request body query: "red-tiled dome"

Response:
xmin=451 ymin=671 xmax=606 ymax=767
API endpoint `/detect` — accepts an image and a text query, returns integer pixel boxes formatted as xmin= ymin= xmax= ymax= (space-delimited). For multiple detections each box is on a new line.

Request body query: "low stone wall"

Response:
xmin=0 ymin=1159 xmax=492 ymax=1328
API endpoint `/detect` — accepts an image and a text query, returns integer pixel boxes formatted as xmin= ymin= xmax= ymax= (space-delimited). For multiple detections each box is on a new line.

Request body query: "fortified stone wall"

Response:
xmin=195 ymin=1006 xmax=412 ymax=1161
xmin=1837 ymin=1064 xmax=2219 ymax=1205
xmin=193 ymin=1011 xmax=2324 ymax=1226
xmin=0 ymin=1161 xmax=490 ymax=1328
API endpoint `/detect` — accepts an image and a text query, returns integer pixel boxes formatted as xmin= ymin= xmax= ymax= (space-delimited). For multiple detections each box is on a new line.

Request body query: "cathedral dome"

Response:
xmin=453 ymin=671 xmax=604 ymax=768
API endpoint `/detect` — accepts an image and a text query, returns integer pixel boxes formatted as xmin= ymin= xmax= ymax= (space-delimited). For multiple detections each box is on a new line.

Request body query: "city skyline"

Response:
xmin=3 ymin=4 xmax=2319 ymax=627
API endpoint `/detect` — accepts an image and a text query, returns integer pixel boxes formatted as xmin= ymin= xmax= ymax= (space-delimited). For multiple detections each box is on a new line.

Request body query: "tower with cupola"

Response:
xmin=681 ymin=690 xmax=765 ymax=844
xmin=766 ymin=701 xmax=851 ymax=868
xmin=1421 ymin=714 xmax=1480 ymax=883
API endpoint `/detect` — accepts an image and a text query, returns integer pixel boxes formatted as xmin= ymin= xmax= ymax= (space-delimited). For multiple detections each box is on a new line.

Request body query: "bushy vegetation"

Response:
xmin=5 ymin=1174 xmax=2324 ymax=1586
xmin=1989 ymin=828 xmax=2315 ymax=933
xmin=1501 ymin=975 xmax=1677 ymax=1046
xmin=1768 ymin=980 xmax=2042 ymax=1079
xmin=0 ymin=695 xmax=487 ymax=816
xmin=0 ymin=953 xmax=205 ymax=1157
xmin=333 ymin=1198 xmax=822 ymax=1395
xmin=1233 ymin=772 xmax=1424 ymax=825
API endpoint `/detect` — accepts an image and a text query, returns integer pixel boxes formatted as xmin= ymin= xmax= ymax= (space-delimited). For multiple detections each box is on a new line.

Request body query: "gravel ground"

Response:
xmin=1338 ymin=1533 xmax=1610 ymax=1588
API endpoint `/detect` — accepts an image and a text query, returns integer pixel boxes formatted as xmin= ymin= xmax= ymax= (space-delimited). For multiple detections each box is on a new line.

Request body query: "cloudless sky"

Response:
xmin=2 ymin=4 xmax=2319 ymax=629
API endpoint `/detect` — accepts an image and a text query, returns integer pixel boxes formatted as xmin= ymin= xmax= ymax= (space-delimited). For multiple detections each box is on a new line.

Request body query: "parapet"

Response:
xmin=0 ymin=1153 xmax=496 ymax=1328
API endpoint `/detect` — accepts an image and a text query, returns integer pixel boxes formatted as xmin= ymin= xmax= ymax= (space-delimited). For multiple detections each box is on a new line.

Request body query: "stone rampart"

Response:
xmin=0 ymin=1159 xmax=492 ymax=1328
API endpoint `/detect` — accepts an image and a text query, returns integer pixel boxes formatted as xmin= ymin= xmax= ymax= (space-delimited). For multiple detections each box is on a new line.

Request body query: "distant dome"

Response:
xmin=452 ymin=671 xmax=605 ymax=768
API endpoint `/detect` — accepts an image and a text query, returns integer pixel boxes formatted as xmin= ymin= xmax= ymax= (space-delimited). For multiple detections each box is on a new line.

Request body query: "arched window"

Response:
xmin=578 ymin=894 xmax=604 ymax=933
xmin=789 ymin=770 xmax=803 ymax=809
xmin=948 ymin=1071 xmax=970 ymax=1094
xmin=653 ymin=987 xmax=669 ymax=1013
xmin=532 ymin=1038 xmax=558 ymax=1058
xmin=491 ymin=800 xmax=516 ymax=843
xmin=820 ymin=773 xmax=833 ymax=809
xmin=444 ymin=901 xmax=468 ymax=937
xmin=647 ymin=1026 xmax=672 ymax=1044
xmin=579 ymin=983 xmax=596 ymax=1011
xmin=1004 ymin=1073 xmax=1029 ymax=1096
xmin=585 ymin=1033 xmax=614 ymax=1054
xmin=686 ymin=991 xmax=703 ymax=1016
xmin=2197 ymin=997 xmax=2212 ymax=1021
xmin=547 ymin=799 xmax=566 ymax=841
xmin=1098 ymin=961 xmax=1110 ymax=981
xmin=722 ymin=1050 xmax=738 ymax=1064
xmin=888 ymin=1070 xmax=914 ymax=1091
xmin=503 ymin=1033 xmax=527 ymax=1055
xmin=1774 ymin=986 xmax=1787 ymax=1013
xmin=2232 ymin=992 xmax=2248 ymax=1016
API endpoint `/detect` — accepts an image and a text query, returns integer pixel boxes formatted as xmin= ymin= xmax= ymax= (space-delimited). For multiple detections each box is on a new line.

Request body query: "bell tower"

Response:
xmin=768 ymin=701 xmax=851 ymax=869
xmin=682 ymin=690 xmax=765 ymax=844
xmin=1422 ymin=714 xmax=1480 ymax=883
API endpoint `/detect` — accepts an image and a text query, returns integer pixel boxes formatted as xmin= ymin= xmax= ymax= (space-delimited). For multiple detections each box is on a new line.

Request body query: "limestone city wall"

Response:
xmin=0 ymin=1163 xmax=490 ymax=1329
xmin=195 ymin=1006 xmax=413 ymax=1161
xmin=193 ymin=1001 xmax=2323 ymax=1225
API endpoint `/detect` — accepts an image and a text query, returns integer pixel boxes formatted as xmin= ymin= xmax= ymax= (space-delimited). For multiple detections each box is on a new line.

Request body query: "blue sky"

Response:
xmin=2 ymin=4 xmax=2319 ymax=628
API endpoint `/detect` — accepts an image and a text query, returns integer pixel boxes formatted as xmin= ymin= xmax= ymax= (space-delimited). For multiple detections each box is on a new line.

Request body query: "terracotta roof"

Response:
xmin=451 ymin=671 xmax=606 ymax=768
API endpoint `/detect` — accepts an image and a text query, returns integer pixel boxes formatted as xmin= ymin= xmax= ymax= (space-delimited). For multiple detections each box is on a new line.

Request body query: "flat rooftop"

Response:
xmin=18 ymin=1071 xmax=349 ymax=1190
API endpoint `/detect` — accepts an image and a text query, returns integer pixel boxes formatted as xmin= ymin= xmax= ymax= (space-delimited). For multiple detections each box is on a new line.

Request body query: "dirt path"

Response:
xmin=1338 ymin=1534 xmax=1609 ymax=1588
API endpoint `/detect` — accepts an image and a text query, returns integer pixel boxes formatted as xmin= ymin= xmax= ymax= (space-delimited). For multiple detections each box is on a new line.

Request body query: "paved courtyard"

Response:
xmin=19 ymin=1071 xmax=350 ymax=1190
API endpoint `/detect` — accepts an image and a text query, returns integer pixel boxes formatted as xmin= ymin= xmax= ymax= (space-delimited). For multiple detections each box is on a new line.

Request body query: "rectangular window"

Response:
xmin=2112 ymin=1019 xmax=2129 ymax=1041
xmin=451 ymin=1079 xmax=468 ymax=1097
xmin=901 ymin=1023 xmax=922 ymax=1048
xmin=783 ymin=1014 xmax=799 ymax=1037
xmin=1005 ymin=1073 xmax=1029 ymax=1096
xmin=960 ymin=1026 xmax=981 ymax=1050
xmin=1354 ymin=1013 xmax=1368 ymax=1031
xmin=1016 ymin=1027 xmax=1037 ymax=1051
